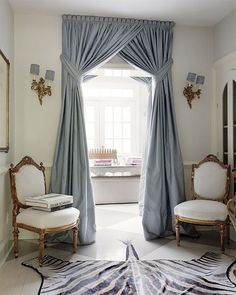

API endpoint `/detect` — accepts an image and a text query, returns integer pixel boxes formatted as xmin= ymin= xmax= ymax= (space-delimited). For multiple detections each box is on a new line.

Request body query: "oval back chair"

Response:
xmin=174 ymin=154 xmax=230 ymax=252
xmin=9 ymin=156 xmax=80 ymax=265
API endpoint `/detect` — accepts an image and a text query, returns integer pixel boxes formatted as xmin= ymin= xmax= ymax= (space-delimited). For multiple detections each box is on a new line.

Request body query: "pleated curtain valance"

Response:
xmin=62 ymin=15 xmax=175 ymax=28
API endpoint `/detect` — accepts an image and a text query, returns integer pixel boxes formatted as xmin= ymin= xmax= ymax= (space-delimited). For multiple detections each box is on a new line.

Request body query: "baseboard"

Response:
xmin=0 ymin=240 xmax=13 ymax=269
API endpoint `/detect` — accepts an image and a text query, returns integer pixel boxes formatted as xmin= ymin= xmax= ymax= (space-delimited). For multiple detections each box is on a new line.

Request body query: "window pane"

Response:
xmin=112 ymin=89 xmax=121 ymax=97
xmin=104 ymin=69 xmax=113 ymax=77
xmin=123 ymin=123 xmax=130 ymax=138
xmin=86 ymin=123 xmax=94 ymax=138
xmin=85 ymin=106 xmax=94 ymax=122
xmin=83 ymin=87 xmax=89 ymax=96
xmin=114 ymin=107 xmax=121 ymax=121
xmin=99 ymin=89 xmax=109 ymax=97
xmin=125 ymin=89 xmax=133 ymax=97
xmin=114 ymin=123 xmax=122 ymax=138
xmin=114 ymin=139 xmax=122 ymax=153
xmin=105 ymin=107 xmax=113 ymax=122
xmin=87 ymin=88 xmax=97 ymax=97
xmin=105 ymin=123 xmax=113 ymax=138
xmin=105 ymin=139 xmax=113 ymax=149
xmin=87 ymin=139 xmax=94 ymax=149
xmin=113 ymin=70 xmax=122 ymax=77
xmin=123 ymin=107 xmax=131 ymax=121
xmin=83 ymin=80 xmax=142 ymax=157
xmin=123 ymin=139 xmax=131 ymax=153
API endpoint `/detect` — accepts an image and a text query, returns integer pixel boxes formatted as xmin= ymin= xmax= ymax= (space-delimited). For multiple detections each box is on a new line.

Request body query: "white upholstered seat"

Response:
xmin=174 ymin=154 xmax=230 ymax=252
xmin=9 ymin=156 xmax=80 ymax=265
xmin=17 ymin=207 xmax=80 ymax=229
xmin=174 ymin=200 xmax=228 ymax=221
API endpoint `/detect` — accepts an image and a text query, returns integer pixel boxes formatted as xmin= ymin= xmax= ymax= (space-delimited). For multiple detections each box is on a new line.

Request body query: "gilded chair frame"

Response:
xmin=9 ymin=156 xmax=79 ymax=265
xmin=175 ymin=154 xmax=231 ymax=252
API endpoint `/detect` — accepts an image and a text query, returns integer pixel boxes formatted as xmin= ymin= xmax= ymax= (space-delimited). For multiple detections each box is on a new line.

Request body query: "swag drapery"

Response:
xmin=50 ymin=15 xmax=185 ymax=244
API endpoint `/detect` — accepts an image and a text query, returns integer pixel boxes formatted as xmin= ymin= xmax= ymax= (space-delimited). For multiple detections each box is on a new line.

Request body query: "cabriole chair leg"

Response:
xmin=226 ymin=218 xmax=230 ymax=245
xmin=175 ymin=216 xmax=180 ymax=246
xmin=13 ymin=227 xmax=19 ymax=258
xmin=44 ymin=234 xmax=47 ymax=248
xmin=220 ymin=223 xmax=225 ymax=253
xmin=73 ymin=226 xmax=78 ymax=253
xmin=39 ymin=231 xmax=45 ymax=266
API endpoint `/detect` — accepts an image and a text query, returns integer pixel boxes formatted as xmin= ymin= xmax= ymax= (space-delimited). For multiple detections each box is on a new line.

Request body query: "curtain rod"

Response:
xmin=62 ymin=14 xmax=175 ymax=28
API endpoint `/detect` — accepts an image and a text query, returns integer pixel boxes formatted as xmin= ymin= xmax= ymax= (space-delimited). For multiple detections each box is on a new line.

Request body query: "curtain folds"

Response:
xmin=119 ymin=24 xmax=185 ymax=239
xmin=50 ymin=14 xmax=185 ymax=244
xmin=50 ymin=16 xmax=143 ymax=245
xmin=130 ymin=76 xmax=152 ymax=215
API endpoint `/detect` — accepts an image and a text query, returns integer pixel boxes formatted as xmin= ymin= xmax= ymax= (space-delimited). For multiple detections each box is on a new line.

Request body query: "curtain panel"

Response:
xmin=130 ymin=76 xmax=152 ymax=216
xmin=119 ymin=24 xmax=185 ymax=239
xmin=50 ymin=14 xmax=185 ymax=244
xmin=50 ymin=16 xmax=143 ymax=244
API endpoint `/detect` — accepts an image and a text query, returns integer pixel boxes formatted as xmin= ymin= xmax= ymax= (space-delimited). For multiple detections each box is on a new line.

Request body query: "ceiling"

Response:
xmin=9 ymin=0 xmax=236 ymax=26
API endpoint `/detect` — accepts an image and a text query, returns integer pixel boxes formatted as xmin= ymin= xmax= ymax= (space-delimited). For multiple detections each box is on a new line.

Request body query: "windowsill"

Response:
xmin=90 ymin=164 xmax=141 ymax=168
xmin=90 ymin=164 xmax=141 ymax=178
xmin=91 ymin=174 xmax=140 ymax=178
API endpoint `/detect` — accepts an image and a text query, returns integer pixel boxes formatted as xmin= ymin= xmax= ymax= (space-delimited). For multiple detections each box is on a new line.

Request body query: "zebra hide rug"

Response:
xmin=22 ymin=243 xmax=236 ymax=295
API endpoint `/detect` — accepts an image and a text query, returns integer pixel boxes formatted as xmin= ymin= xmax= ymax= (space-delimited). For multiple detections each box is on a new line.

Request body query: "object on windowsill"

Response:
xmin=94 ymin=159 xmax=112 ymax=166
xmin=126 ymin=157 xmax=142 ymax=166
xmin=183 ymin=72 xmax=205 ymax=108
xmin=89 ymin=148 xmax=118 ymax=164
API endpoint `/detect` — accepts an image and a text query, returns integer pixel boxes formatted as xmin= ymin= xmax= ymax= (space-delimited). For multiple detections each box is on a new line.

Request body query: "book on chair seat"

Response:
xmin=32 ymin=203 xmax=73 ymax=212
xmin=25 ymin=193 xmax=73 ymax=209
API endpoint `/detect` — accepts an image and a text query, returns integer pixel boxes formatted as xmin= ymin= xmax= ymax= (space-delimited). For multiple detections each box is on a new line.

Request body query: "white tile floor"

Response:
xmin=0 ymin=204 xmax=235 ymax=295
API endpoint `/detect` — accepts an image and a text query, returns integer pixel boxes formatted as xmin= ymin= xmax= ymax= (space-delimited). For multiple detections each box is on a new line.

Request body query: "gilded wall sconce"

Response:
xmin=30 ymin=64 xmax=55 ymax=105
xmin=183 ymin=72 xmax=205 ymax=108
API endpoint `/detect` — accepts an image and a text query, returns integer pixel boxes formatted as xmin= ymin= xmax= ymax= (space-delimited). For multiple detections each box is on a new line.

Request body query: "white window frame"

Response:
xmin=83 ymin=77 xmax=144 ymax=156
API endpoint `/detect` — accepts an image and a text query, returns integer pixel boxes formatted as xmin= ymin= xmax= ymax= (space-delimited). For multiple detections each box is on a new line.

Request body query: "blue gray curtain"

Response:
xmin=50 ymin=16 xmax=143 ymax=244
xmin=119 ymin=23 xmax=185 ymax=239
xmin=50 ymin=15 xmax=185 ymax=244
xmin=130 ymin=76 xmax=152 ymax=216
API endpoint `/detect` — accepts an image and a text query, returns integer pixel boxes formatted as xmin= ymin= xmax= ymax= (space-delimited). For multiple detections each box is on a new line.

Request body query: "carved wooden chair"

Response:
xmin=9 ymin=156 xmax=80 ymax=265
xmin=174 ymin=154 xmax=230 ymax=252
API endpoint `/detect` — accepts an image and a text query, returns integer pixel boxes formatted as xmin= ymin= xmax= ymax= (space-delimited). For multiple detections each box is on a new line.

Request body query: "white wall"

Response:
xmin=14 ymin=15 xmax=62 ymax=167
xmin=14 ymin=14 xmax=214 ymax=166
xmin=0 ymin=0 xmax=15 ymax=264
xmin=173 ymin=26 xmax=213 ymax=162
xmin=213 ymin=8 xmax=236 ymax=61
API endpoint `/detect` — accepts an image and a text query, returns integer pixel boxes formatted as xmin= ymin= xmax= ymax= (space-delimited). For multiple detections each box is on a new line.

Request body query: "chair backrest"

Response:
xmin=9 ymin=156 xmax=46 ymax=207
xmin=192 ymin=154 xmax=230 ymax=203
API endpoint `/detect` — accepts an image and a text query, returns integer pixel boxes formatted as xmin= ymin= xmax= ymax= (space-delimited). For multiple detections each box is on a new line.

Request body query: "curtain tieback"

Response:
xmin=60 ymin=54 xmax=82 ymax=82
xmin=153 ymin=58 xmax=173 ymax=83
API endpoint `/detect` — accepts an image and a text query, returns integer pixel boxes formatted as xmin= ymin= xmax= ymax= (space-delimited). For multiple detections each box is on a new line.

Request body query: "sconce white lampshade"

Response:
xmin=186 ymin=72 xmax=196 ymax=83
xmin=45 ymin=70 xmax=55 ymax=81
xmin=196 ymin=75 xmax=205 ymax=85
xmin=30 ymin=64 xmax=40 ymax=75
